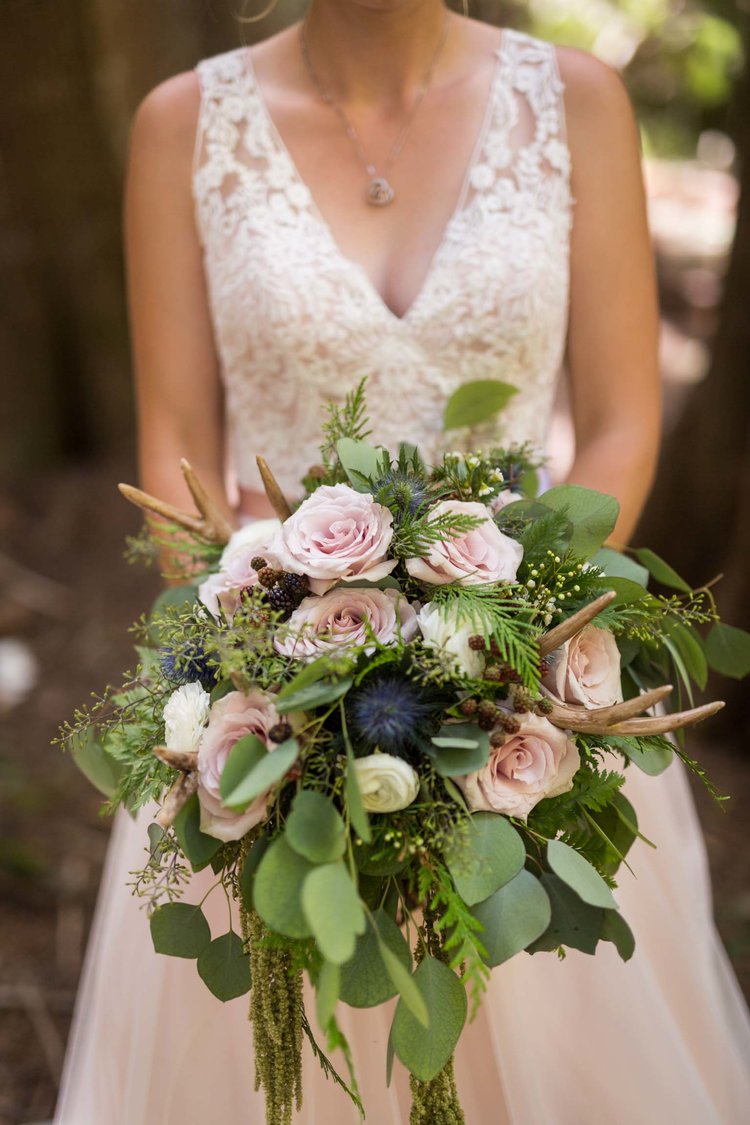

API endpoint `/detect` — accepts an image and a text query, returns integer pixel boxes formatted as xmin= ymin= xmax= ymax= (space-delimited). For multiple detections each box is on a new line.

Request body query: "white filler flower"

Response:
xmin=163 ymin=682 xmax=211 ymax=753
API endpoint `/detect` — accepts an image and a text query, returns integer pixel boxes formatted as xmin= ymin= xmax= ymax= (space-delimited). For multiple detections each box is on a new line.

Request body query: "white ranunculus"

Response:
xmin=352 ymin=753 xmax=420 ymax=813
xmin=417 ymin=602 xmax=485 ymax=678
xmin=163 ymin=682 xmax=211 ymax=753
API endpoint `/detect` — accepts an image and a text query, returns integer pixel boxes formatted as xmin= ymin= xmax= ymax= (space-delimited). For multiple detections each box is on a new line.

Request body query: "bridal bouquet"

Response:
xmin=59 ymin=381 xmax=750 ymax=1124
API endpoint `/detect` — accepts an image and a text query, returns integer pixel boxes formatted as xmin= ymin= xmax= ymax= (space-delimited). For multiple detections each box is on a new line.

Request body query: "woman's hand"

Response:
xmin=558 ymin=49 xmax=662 ymax=548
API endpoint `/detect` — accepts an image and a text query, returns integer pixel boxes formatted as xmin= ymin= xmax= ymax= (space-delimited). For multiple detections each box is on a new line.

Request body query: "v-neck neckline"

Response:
xmin=243 ymin=31 xmax=507 ymax=325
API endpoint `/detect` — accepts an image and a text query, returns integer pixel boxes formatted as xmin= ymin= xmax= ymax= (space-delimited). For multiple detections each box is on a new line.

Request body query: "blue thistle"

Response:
xmin=373 ymin=470 xmax=432 ymax=519
xmin=347 ymin=676 xmax=438 ymax=759
xmin=160 ymin=643 xmax=217 ymax=690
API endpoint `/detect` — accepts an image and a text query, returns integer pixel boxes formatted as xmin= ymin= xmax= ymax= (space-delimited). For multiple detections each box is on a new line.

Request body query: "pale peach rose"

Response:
xmin=269 ymin=484 xmax=396 ymax=595
xmin=198 ymin=519 xmax=281 ymax=618
xmin=542 ymin=624 xmax=623 ymax=709
xmin=488 ymin=490 xmax=523 ymax=516
xmin=196 ymin=689 xmax=295 ymax=842
xmin=405 ymin=500 xmax=523 ymax=586
xmin=455 ymin=713 xmax=580 ymax=820
xmin=274 ymin=586 xmax=417 ymax=661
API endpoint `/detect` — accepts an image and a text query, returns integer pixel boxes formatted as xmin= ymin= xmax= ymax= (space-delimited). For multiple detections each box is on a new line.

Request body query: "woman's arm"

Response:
xmin=558 ymin=49 xmax=662 ymax=547
xmin=124 ymin=73 xmax=235 ymax=539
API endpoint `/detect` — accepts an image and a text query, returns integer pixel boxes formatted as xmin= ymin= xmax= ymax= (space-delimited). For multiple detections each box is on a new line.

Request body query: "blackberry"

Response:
xmin=250 ymin=556 xmax=267 ymax=572
xmin=281 ymin=572 xmax=310 ymax=597
xmin=267 ymin=584 xmax=298 ymax=618
xmin=484 ymin=664 xmax=502 ymax=682
xmin=459 ymin=698 xmax=478 ymax=717
xmin=468 ymin=634 xmax=486 ymax=652
xmin=500 ymin=714 xmax=521 ymax=735
xmin=536 ymin=696 xmax=554 ymax=716
xmin=512 ymin=688 xmax=534 ymax=713
xmin=477 ymin=700 xmax=498 ymax=731
xmin=268 ymin=720 xmax=293 ymax=743
xmin=489 ymin=729 xmax=507 ymax=748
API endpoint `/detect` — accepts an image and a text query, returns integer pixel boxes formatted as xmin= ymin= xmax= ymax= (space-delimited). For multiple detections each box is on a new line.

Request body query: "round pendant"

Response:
xmin=367 ymin=177 xmax=395 ymax=207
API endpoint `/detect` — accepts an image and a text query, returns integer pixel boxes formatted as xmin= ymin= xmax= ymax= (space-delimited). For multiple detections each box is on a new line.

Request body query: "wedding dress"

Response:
xmin=55 ymin=29 xmax=750 ymax=1124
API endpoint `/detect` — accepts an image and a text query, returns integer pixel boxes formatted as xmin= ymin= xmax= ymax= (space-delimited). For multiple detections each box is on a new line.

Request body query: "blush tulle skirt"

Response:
xmin=54 ymin=746 xmax=750 ymax=1124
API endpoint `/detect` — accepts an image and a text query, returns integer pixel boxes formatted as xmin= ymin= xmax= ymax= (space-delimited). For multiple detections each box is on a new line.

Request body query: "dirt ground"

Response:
xmin=0 ymin=453 xmax=748 ymax=1125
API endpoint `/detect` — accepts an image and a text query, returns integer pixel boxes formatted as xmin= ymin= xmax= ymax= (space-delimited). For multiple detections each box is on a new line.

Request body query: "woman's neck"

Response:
xmin=303 ymin=0 xmax=456 ymax=107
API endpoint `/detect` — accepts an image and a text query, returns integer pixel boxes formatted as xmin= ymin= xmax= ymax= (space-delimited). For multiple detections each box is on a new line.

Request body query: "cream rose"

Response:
xmin=542 ymin=624 xmax=623 ymax=709
xmin=416 ymin=602 xmax=485 ymax=678
xmin=405 ymin=500 xmax=523 ymax=586
xmin=268 ymin=484 xmax=396 ymax=595
xmin=352 ymin=753 xmax=420 ymax=813
xmin=196 ymin=689 xmax=295 ymax=842
xmin=455 ymin=713 xmax=580 ymax=820
xmin=163 ymin=682 xmax=211 ymax=753
xmin=198 ymin=518 xmax=281 ymax=618
xmin=275 ymin=586 xmax=417 ymax=661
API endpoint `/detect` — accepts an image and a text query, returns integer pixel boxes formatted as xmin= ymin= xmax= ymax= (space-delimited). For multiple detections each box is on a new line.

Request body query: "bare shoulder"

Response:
xmin=553 ymin=45 xmax=641 ymax=166
xmin=128 ymin=69 xmax=202 ymax=168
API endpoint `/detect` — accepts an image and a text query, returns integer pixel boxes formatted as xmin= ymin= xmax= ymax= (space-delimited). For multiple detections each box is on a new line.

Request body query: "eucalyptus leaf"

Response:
xmin=345 ymin=744 xmax=371 ymax=844
xmin=173 ymin=794 xmax=223 ymax=870
xmin=444 ymin=812 xmax=526 ymax=905
xmin=276 ymin=678 xmax=353 ymax=713
xmin=336 ymin=437 xmax=383 ymax=488
xmin=69 ymin=728 xmax=124 ymax=799
xmin=668 ymin=622 xmax=708 ymax=692
xmin=443 ymin=379 xmax=518 ymax=431
xmin=340 ymin=908 xmax=412 ymax=1008
xmin=315 ymin=960 xmax=340 ymax=1029
xmin=391 ymin=957 xmax=467 ymax=1081
xmin=223 ymin=738 xmax=298 ymax=810
xmin=150 ymin=901 xmax=211 ymax=959
xmin=612 ymin=734 xmax=673 ymax=776
xmin=547 ymin=839 xmax=618 ymax=910
xmin=633 ymin=548 xmax=692 ymax=593
xmin=470 ymin=869 xmax=551 ymax=966
xmin=704 ymin=622 xmax=750 ymax=680
xmin=353 ymin=840 xmax=406 ymax=876
xmin=197 ymin=931 xmax=251 ymax=1001
xmin=276 ymin=656 xmax=331 ymax=701
xmin=600 ymin=909 xmax=635 ymax=962
xmin=538 ymin=484 xmax=620 ymax=557
xmin=287 ymin=789 xmax=347 ymax=864
xmin=253 ymin=834 xmax=313 ymax=938
xmin=593 ymin=576 xmax=650 ymax=606
xmin=378 ymin=942 xmax=429 ymax=1029
xmin=219 ymin=734 xmax=267 ymax=802
xmin=302 ymin=861 xmax=366 ymax=965
xmin=430 ymin=724 xmax=490 ymax=777
xmin=526 ymin=873 xmax=603 ymax=955
xmin=590 ymin=547 xmax=649 ymax=587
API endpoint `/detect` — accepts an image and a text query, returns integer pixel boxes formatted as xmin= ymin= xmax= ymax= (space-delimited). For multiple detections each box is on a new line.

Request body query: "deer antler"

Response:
xmin=118 ymin=459 xmax=234 ymax=544
xmin=256 ymin=455 xmax=293 ymax=521
xmin=538 ymin=591 xmax=618 ymax=657
xmin=153 ymin=745 xmax=200 ymax=828
xmin=544 ymin=693 xmax=724 ymax=736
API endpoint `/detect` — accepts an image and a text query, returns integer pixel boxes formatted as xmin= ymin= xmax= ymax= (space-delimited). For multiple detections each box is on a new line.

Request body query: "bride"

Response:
xmin=55 ymin=2 xmax=750 ymax=1122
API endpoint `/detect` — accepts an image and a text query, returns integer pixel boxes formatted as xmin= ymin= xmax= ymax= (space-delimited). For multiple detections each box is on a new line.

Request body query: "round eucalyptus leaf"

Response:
xmin=547 ymin=839 xmax=618 ymax=910
xmin=239 ymin=833 xmax=269 ymax=912
xmin=526 ymin=873 xmax=603 ymax=955
xmin=444 ymin=813 xmax=526 ymax=905
xmin=287 ymin=790 xmax=347 ymax=864
xmin=150 ymin=901 xmax=211 ymax=959
xmin=253 ymin=834 xmax=313 ymax=939
xmin=173 ymin=794 xmax=223 ymax=871
xmin=391 ymin=957 xmax=467 ymax=1081
xmin=470 ymin=869 xmax=551 ymax=966
xmin=301 ymin=861 xmax=366 ymax=965
xmin=340 ymin=908 xmax=412 ymax=1008
xmin=601 ymin=909 xmax=635 ymax=962
xmin=197 ymin=931 xmax=251 ymax=1001
xmin=315 ymin=960 xmax=340 ymax=1029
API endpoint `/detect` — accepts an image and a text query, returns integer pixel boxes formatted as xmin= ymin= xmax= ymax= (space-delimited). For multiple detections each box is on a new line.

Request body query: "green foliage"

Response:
xmin=150 ymin=901 xmax=211 ymax=958
xmin=301 ymin=861 xmax=367 ymax=965
xmin=319 ymin=378 xmax=372 ymax=477
xmin=442 ymin=379 xmax=519 ymax=431
xmin=253 ymin=835 xmax=314 ymax=939
xmin=469 ymin=869 xmax=552 ymax=967
xmin=391 ymin=957 xmax=468 ymax=1081
xmin=546 ymin=839 xmax=618 ymax=910
xmin=537 ymin=484 xmax=620 ymax=556
xmin=197 ymin=931 xmax=251 ymax=1001
xmin=443 ymin=814 xmax=526 ymax=905
xmin=287 ymin=790 xmax=347 ymax=864
xmin=391 ymin=507 xmax=486 ymax=560
xmin=223 ymin=738 xmax=298 ymax=810
xmin=527 ymin=873 xmax=603 ymax=956
xmin=705 ymin=622 xmax=750 ymax=679
xmin=339 ymin=908 xmax=413 ymax=1008
xmin=174 ymin=794 xmax=224 ymax=870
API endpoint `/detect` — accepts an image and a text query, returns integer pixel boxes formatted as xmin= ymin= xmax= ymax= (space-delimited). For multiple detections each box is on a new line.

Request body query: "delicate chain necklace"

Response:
xmin=299 ymin=11 xmax=451 ymax=207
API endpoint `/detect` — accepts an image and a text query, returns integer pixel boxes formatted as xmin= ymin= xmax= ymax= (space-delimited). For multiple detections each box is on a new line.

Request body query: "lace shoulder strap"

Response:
xmin=501 ymin=29 xmax=570 ymax=181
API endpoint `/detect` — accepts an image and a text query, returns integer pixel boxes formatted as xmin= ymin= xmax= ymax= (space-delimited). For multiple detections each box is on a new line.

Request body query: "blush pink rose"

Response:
xmin=198 ymin=519 xmax=281 ymax=618
xmin=542 ymin=625 xmax=623 ymax=709
xmin=405 ymin=500 xmax=523 ymax=586
xmin=455 ymin=713 xmax=580 ymax=820
xmin=269 ymin=484 xmax=396 ymax=595
xmin=196 ymin=689 xmax=295 ymax=842
xmin=275 ymin=586 xmax=418 ymax=661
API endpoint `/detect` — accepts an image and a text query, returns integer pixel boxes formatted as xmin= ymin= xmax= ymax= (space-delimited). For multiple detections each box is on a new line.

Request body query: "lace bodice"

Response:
xmin=192 ymin=29 xmax=573 ymax=494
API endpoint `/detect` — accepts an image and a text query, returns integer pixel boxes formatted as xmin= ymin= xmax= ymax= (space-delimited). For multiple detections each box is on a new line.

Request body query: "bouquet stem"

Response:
xmin=242 ymin=905 xmax=303 ymax=1125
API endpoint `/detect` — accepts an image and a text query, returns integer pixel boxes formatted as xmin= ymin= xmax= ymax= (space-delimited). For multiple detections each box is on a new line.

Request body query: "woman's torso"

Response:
xmin=191 ymin=25 xmax=573 ymax=504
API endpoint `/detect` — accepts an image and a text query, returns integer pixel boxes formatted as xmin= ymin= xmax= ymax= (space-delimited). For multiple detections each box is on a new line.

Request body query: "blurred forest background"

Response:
xmin=0 ymin=1 xmax=748 ymax=1122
